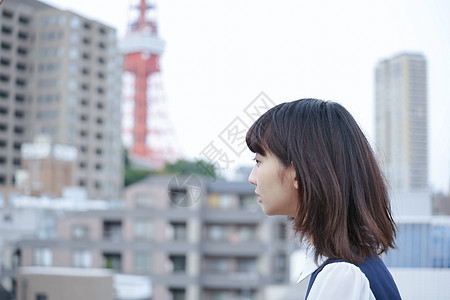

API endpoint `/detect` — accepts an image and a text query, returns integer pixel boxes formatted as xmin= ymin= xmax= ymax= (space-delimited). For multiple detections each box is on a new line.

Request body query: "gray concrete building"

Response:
xmin=0 ymin=0 xmax=50 ymax=189
xmin=375 ymin=52 xmax=428 ymax=192
xmin=16 ymin=175 xmax=294 ymax=300
xmin=0 ymin=0 xmax=123 ymax=200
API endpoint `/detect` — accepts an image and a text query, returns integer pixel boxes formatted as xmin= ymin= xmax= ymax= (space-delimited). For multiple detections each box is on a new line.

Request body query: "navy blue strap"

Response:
xmin=305 ymin=256 xmax=401 ymax=300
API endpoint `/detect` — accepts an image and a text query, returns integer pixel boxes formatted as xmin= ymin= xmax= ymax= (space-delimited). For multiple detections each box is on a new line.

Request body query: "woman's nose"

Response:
xmin=248 ymin=166 xmax=257 ymax=186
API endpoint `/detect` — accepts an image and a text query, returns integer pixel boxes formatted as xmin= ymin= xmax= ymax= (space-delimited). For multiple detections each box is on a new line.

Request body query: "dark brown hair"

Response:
xmin=246 ymin=98 xmax=396 ymax=264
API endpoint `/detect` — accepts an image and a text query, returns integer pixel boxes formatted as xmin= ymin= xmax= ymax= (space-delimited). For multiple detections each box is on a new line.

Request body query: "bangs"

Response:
xmin=245 ymin=111 xmax=273 ymax=156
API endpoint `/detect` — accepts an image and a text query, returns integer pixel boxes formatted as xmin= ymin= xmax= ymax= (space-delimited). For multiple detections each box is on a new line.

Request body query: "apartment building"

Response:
xmin=16 ymin=175 xmax=294 ymax=300
xmin=0 ymin=0 xmax=123 ymax=200
xmin=0 ymin=0 xmax=50 ymax=188
xmin=375 ymin=52 xmax=428 ymax=192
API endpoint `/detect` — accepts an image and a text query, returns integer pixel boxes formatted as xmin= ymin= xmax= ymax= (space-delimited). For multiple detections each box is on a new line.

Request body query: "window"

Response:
xmin=18 ymin=31 xmax=28 ymax=40
xmin=237 ymin=257 xmax=256 ymax=273
xmin=103 ymin=252 xmax=121 ymax=271
xmin=14 ymin=127 xmax=23 ymax=135
xmin=16 ymin=62 xmax=26 ymax=71
xmin=36 ymin=294 xmax=47 ymax=300
xmin=134 ymin=193 xmax=154 ymax=208
xmin=70 ymin=32 xmax=79 ymax=43
xmin=209 ymin=257 xmax=229 ymax=273
xmin=73 ymin=250 xmax=92 ymax=268
xmin=16 ymin=78 xmax=26 ymax=87
xmin=72 ymin=225 xmax=89 ymax=240
xmin=1 ymin=42 xmax=11 ymax=51
xmin=69 ymin=47 xmax=78 ymax=59
xmin=0 ymin=58 xmax=10 ymax=66
xmin=71 ymin=16 xmax=80 ymax=28
xmin=171 ymin=222 xmax=187 ymax=241
xmin=208 ymin=225 xmax=228 ymax=241
xmin=34 ymin=248 xmax=52 ymax=266
xmin=103 ymin=220 xmax=122 ymax=241
xmin=277 ymin=222 xmax=287 ymax=240
xmin=169 ymin=255 xmax=186 ymax=273
xmin=0 ymin=74 xmax=9 ymax=83
xmin=239 ymin=195 xmax=259 ymax=211
xmin=208 ymin=194 xmax=234 ymax=209
xmin=275 ymin=253 xmax=287 ymax=273
xmin=134 ymin=219 xmax=153 ymax=240
xmin=14 ymin=110 xmax=25 ymax=119
xmin=19 ymin=16 xmax=30 ymax=25
xmin=0 ymin=90 xmax=8 ymax=99
xmin=1 ymin=26 xmax=12 ymax=35
xmin=2 ymin=10 xmax=13 ymax=19
xmin=134 ymin=251 xmax=151 ymax=274
xmin=15 ymin=94 xmax=24 ymax=102
xmin=17 ymin=47 xmax=27 ymax=56
xmin=169 ymin=288 xmax=185 ymax=300
xmin=239 ymin=225 xmax=256 ymax=241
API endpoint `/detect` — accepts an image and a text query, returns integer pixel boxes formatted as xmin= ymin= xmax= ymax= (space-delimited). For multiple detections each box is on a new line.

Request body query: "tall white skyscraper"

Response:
xmin=375 ymin=53 xmax=428 ymax=192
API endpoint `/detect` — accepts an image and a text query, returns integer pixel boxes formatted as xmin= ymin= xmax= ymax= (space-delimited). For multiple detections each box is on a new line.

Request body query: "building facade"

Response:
xmin=0 ymin=0 xmax=51 ymax=188
xmin=375 ymin=53 xmax=428 ymax=192
xmin=15 ymin=175 xmax=294 ymax=300
xmin=0 ymin=0 xmax=123 ymax=200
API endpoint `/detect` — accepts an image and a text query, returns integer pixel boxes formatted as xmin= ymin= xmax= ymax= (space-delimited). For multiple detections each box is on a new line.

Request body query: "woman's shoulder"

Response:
xmin=307 ymin=261 xmax=376 ymax=300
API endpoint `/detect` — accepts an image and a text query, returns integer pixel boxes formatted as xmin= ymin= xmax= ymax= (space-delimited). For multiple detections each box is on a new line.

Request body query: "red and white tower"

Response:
xmin=121 ymin=0 xmax=177 ymax=168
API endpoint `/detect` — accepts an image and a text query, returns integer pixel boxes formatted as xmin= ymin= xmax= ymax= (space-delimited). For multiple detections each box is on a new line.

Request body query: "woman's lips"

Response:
xmin=255 ymin=191 xmax=262 ymax=203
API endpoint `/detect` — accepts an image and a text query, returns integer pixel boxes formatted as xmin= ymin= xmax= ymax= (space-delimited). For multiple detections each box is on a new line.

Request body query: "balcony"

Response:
xmin=201 ymin=241 xmax=264 ymax=256
xmin=200 ymin=272 xmax=261 ymax=289
xmin=201 ymin=208 xmax=264 ymax=223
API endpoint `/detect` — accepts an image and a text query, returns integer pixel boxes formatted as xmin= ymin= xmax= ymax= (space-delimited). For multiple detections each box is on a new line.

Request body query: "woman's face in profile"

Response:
xmin=248 ymin=151 xmax=298 ymax=217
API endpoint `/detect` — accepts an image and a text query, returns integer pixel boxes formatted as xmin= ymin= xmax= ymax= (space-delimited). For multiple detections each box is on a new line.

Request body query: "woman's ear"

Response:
xmin=290 ymin=162 xmax=298 ymax=190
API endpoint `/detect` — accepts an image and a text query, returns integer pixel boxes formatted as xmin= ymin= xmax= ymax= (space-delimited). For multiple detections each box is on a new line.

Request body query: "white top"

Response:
xmin=297 ymin=254 xmax=375 ymax=300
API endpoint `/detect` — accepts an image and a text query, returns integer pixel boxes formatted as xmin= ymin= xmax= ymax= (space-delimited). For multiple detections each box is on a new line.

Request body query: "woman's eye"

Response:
xmin=253 ymin=158 xmax=261 ymax=165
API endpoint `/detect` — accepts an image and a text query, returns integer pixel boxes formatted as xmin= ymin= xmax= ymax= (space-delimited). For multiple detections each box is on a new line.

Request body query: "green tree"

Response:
xmin=124 ymin=149 xmax=217 ymax=186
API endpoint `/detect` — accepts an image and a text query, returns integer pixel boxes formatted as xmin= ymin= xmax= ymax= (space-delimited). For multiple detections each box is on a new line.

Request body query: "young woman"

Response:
xmin=246 ymin=99 xmax=401 ymax=299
